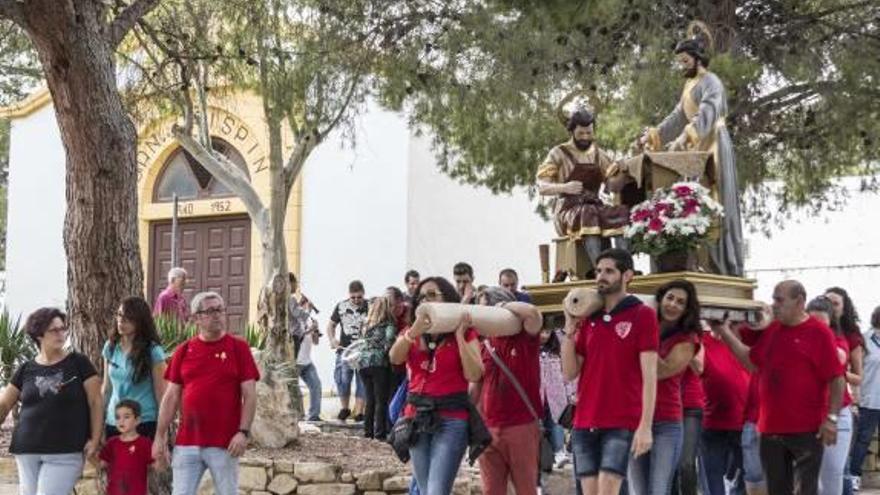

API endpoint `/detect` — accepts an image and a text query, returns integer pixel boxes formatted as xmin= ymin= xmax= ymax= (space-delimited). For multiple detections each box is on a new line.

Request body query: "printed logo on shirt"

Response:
xmin=35 ymin=371 xmax=75 ymax=398
xmin=615 ymin=322 xmax=632 ymax=339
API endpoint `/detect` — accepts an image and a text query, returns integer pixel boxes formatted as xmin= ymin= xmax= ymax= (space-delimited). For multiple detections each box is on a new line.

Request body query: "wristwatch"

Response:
xmin=826 ymin=413 xmax=839 ymax=424
xmin=238 ymin=428 xmax=251 ymax=438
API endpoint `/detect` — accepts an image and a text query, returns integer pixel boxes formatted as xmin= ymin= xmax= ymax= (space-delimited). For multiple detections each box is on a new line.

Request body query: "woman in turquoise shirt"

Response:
xmin=102 ymin=296 xmax=167 ymax=439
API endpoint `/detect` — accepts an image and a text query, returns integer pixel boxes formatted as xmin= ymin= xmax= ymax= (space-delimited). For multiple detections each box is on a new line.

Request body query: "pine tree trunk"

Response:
xmin=18 ymin=1 xmax=144 ymax=365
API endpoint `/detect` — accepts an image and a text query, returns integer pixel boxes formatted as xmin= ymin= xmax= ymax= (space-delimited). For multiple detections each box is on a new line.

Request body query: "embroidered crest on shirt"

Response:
xmin=129 ymin=444 xmax=136 ymax=454
xmin=615 ymin=322 xmax=632 ymax=339
xmin=215 ymin=351 xmax=227 ymax=360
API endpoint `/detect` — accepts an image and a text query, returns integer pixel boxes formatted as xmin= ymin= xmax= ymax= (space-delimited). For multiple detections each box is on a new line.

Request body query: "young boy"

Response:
xmin=99 ymin=399 xmax=155 ymax=495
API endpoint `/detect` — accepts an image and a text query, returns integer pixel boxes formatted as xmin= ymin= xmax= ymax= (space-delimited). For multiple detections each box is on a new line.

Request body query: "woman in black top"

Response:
xmin=0 ymin=307 xmax=102 ymax=495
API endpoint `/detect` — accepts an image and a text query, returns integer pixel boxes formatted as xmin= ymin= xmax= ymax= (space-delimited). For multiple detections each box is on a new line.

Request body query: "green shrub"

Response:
xmin=0 ymin=311 xmax=35 ymax=385
xmin=154 ymin=315 xmax=196 ymax=355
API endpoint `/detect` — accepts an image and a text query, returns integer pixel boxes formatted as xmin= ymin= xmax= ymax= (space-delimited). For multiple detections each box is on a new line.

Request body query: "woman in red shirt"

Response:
xmin=389 ymin=277 xmax=485 ymax=495
xmin=628 ymin=280 xmax=701 ymax=495
xmin=809 ymin=296 xmax=859 ymax=495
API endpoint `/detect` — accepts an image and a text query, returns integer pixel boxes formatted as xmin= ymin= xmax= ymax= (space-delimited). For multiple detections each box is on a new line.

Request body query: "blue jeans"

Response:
xmin=334 ymin=352 xmax=364 ymax=400
xmin=15 ymin=453 xmax=83 ymax=495
xmin=700 ymin=429 xmax=745 ymax=495
xmin=543 ymin=404 xmax=565 ymax=453
xmin=573 ymin=428 xmax=635 ymax=478
xmin=298 ymin=363 xmax=322 ymax=420
xmin=850 ymin=407 xmax=880 ymax=477
xmin=410 ymin=418 xmax=468 ymax=495
xmin=172 ymin=446 xmax=238 ymax=495
xmin=741 ymin=422 xmax=765 ymax=486
xmin=819 ymin=406 xmax=853 ymax=495
xmin=628 ymin=421 xmax=684 ymax=495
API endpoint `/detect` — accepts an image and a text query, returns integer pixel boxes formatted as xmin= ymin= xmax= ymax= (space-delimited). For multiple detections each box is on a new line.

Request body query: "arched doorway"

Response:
xmin=147 ymin=139 xmax=252 ymax=332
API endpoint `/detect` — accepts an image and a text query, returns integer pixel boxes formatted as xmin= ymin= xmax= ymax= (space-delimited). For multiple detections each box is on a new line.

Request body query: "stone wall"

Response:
xmin=0 ymin=456 xmax=486 ymax=495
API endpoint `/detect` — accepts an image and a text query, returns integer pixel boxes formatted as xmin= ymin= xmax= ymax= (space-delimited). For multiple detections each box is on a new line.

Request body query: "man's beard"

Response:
xmin=573 ymin=139 xmax=592 ymax=151
xmin=681 ymin=65 xmax=698 ymax=79
xmin=597 ymin=278 xmax=623 ymax=296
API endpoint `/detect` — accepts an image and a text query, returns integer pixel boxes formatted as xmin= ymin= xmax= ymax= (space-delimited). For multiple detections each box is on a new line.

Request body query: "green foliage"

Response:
xmin=154 ymin=315 xmax=197 ymax=355
xmin=243 ymin=323 xmax=267 ymax=350
xmin=0 ymin=21 xmax=41 ymax=107
xmin=0 ymin=311 xmax=35 ymax=385
xmin=371 ymin=0 xmax=880 ymax=226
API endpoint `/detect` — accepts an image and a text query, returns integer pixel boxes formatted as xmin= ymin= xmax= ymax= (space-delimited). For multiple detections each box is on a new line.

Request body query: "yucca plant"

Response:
xmin=154 ymin=315 xmax=196 ymax=355
xmin=0 ymin=311 xmax=35 ymax=385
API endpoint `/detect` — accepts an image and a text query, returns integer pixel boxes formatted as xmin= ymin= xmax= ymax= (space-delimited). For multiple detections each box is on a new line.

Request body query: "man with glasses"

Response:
xmin=327 ymin=280 xmax=368 ymax=421
xmin=152 ymin=292 xmax=260 ymax=495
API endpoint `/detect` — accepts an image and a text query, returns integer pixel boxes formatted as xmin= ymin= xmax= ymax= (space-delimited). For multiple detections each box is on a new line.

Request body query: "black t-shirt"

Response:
xmin=10 ymin=352 xmax=97 ymax=454
xmin=330 ymin=299 xmax=368 ymax=352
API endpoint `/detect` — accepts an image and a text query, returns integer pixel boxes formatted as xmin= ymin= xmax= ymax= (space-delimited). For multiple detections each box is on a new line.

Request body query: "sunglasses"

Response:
xmin=418 ymin=290 xmax=441 ymax=301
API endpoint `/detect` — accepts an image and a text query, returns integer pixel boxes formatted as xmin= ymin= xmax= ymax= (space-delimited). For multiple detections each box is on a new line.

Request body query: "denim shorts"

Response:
xmin=572 ymin=428 xmax=634 ymax=478
xmin=741 ymin=421 xmax=765 ymax=485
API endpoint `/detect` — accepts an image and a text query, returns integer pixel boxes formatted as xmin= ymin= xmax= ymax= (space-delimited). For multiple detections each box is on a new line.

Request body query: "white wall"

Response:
xmin=406 ymin=134 xmax=552 ymax=288
xmin=299 ymin=102 xmax=410 ymax=388
xmin=5 ymin=104 xmax=67 ymax=318
xmin=745 ymin=177 xmax=880 ymax=324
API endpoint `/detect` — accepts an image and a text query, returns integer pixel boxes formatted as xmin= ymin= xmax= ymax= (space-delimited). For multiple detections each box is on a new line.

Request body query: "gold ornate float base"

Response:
xmin=524 ymin=271 xmax=762 ymax=323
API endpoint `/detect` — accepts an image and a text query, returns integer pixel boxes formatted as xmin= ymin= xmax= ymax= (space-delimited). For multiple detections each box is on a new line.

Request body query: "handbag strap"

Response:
xmin=483 ymin=340 xmax=541 ymax=422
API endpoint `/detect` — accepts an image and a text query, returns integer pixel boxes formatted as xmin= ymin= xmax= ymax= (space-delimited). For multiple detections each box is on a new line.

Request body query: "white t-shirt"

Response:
xmin=297 ymin=334 xmax=314 ymax=366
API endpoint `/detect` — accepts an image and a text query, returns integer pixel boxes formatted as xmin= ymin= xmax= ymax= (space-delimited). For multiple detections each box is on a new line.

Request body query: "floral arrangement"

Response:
xmin=625 ymin=181 xmax=724 ymax=256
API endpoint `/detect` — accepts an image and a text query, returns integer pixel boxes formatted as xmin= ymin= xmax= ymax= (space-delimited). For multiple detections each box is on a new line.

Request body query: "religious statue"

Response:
xmin=536 ymin=104 xmax=631 ymax=270
xmin=637 ymin=21 xmax=745 ymax=277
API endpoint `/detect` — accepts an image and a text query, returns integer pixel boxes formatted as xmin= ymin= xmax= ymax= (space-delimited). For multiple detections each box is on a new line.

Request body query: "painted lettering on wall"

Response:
xmin=137 ymin=108 xmax=268 ymax=183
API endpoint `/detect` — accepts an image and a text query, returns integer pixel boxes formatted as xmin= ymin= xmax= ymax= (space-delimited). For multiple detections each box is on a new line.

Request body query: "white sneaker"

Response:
xmin=554 ymin=452 xmax=570 ymax=468
xmin=852 ymin=476 xmax=861 ymax=492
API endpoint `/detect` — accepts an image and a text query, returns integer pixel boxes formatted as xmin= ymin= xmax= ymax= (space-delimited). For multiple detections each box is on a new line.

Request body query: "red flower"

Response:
xmin=653 ymin=202 xmax=672 ymax=215
xmin=648 ymin=217 xmax=664 ymax=232
xmin=673 ymin=185 xmax=693 ymax=198
xmin=682 ymin=198 xmax=700 ymax=216
xmin=632 ymin=209 xmax=652 ymax=222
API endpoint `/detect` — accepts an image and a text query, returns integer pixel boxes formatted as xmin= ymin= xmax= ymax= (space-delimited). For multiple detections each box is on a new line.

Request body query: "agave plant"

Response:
xmin=154 ymin=315 xmax=196 ymax=355
xmin=0 ymin=311 xmax=35 ymax=385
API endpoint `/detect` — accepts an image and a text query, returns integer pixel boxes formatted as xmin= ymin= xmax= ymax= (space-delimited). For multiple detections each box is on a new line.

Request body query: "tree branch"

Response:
xmin=316 ymin=74 xmax=362 ymax=140
xmin=109 ymin=0 xmax=163 ymax=47
xmin=172 ymin=127 xmax=266 ymax=218
xmin=282 ymin=132 xmax=318 ymax=196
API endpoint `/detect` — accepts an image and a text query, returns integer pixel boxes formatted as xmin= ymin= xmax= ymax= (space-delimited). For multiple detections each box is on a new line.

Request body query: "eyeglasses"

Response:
xmin=196 ymin=307 xmax=226 ymax=316
xmin=45 ymin=326 xmax=68 ymax=335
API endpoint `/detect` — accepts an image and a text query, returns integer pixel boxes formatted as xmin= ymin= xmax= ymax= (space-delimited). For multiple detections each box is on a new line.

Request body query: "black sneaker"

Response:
xmin=337 ymin=408 xmax=351 ymax=421
xmin=307 ymin=415 xmax=322 ymax=422
xmin=353 ymin=414 xmax=364 ymax=422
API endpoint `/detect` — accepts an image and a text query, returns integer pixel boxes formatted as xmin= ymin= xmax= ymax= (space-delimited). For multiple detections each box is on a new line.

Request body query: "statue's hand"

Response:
xmin=667 ymin=133 xmax=688 ymax=152
xmin=561 ymin=181 xmax=583 ymax=195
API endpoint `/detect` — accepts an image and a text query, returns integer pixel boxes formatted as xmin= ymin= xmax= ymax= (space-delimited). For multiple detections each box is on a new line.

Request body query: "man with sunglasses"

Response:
xmin=153 ymin=292 xmax=260 ymax=495
xmin=327 ymin=280 xmax=368 ymax=421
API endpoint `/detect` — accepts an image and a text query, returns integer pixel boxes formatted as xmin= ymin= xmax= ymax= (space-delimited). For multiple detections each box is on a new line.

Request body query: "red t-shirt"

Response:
xmin=165 ymin=334 xmax=261 ymax=448
xmin=655 ymin=332 xmax=700 ymax=422
xmin=574 ymin=298 xmax=659 ymax=430
xmin=701 ymin=335 xmax=750 ymax=431
xmin=681 ymin=367 xmax=705 ymax=409
xmin=481 ymin=331 xmax=541 ymax=428
xmin=835 ymin=335 xmax=853 ymax=408
xmin=749 ymin=316 xmax=844 ymax=434
xmin=100 ymin=435 xmax=153 ymax=495
xmin=845 ymin=331 xmax=864 ymax=355
xmin=404 ymin=329 xmax=479 ymax=420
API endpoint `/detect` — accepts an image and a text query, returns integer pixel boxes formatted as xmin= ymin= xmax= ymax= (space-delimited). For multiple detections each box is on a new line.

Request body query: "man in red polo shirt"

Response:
xmin=718 ymin=280 xmax=845 ymax=495
xmin=152 ymin=291 xmax=260 ymax=495
xmin=562 ymin=248 xmax=659 ymax=495
xmin=476 ymin=286 xmax=544 ymax=495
